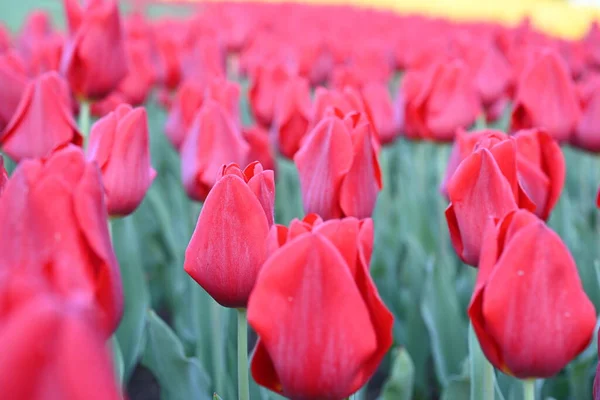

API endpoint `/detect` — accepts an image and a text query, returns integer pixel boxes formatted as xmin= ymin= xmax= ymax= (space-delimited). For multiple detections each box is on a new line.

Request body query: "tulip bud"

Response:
xmin=87 ymin=104 xmax=156 ymax=216
xmin=0 ymin=72 xmax=82 ymax=162
xmin=184 ymin=162 xmax=274 ymax=308
xmin=469 ymin=210 xmax=596 ymax=378
xmin=248 ymin=216 xmax=393 ymax=399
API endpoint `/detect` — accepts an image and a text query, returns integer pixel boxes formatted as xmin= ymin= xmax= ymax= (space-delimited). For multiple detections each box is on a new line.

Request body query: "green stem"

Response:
xmin=78 ymin=99 xmax=91 ymax=139
xmin=522 ymin=379 xmax=535 ymax=400
xmin=483 ymin=358 xmax=495 ymax=400
xmin=210 ymin=301 xmax=224 ymax=396
xmin=237 ymin=309 xmax=250 ymax=400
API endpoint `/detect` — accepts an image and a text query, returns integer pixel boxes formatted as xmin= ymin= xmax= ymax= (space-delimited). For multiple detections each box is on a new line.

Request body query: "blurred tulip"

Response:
xmin=164 ymin=80 xmax=204 ymax=150
xmin=469 ymin=210 xmax=596 ymax=378
xmin=184 ymin=162 xmax=274 ymax=308
xmin=154 ymin=22 xmax=183 ymax=90
xmin=271 ymin=76 xmax=311 ymax=159
xmin=16 ymin=11 xmax=64 ymax=75
xmin=0 ymin=72 xmax=82 ymax=162
xmin=249 ymin=63 xmax=294 ymax=127
xmin=511 ymin=48 xmax=580 ymax=142
xmin=243 ymin=125 xmax=276 ymax=172
xmin=309 ymin=86 xmax=371 ymax=134
xmin=90 ymin=91 xmax=127 ymax=118
xmin=181 ymin=100 xmax=249 ymax=201
xmin=295 ymin=110 xmax=381 ymax=220
xmin=87 ymin=104 xmax=155 ymax=216
xmin=248 ymin=216 xmax=393 ymax=399
xmin=0 ymin=23 xmax=10 ymax=52
xmin=0 ymin=145 xmax=123 ymax=335
xmin=513 ymin=129 xmax=565 ymax=220
xmin=60 ymin=0 xmax=127 ymax=99
xmin=0 ymin=272 xmax=120 ymax=400
xmin=0 ymin=157 xmax=7 ymax=195
xmin=572 ymin=77 xmax=600 ymax=152
xmin=0 ymin=51 xmax=28 ymax=131
xmin=115 ymin=39 xmax=156 ymax=106
xmin=362 ymin=82 xmax=402 ymax=145
xmin=402 ymin=59 xmax=481 ymax=141
xmin=204 ymin=77 xmax=241 ymax=124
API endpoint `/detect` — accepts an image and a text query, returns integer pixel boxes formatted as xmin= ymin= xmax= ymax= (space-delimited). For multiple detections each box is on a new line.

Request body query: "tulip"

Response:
xmin=295 ymin=110 xmax=382 ymax=220
xmin=115 ymin=39 xmax=156 ymax=106
xmin=271 ymin=76 xmax=311 ymax=159
xmin=204 ymin=77 xmax=241 ymax=125
xmin=309 ymin=86 xmax=369 ymax=134
xmin=402 ymin=59 xmax=481 ymax=141
xmin=16 ymin=11 xmax=64 ymax=75
xmin=184 ymin=162 xmax=274 ymax=308
xmin=0 ymin=271 xmax=120 ymax=400
xmin=513 ymin=128 xmax=565 ymax=220
xmin=243 ymin=125 xmax=276 ymax=172
xmin=0 ymin=51 xmax=28 ymax=131
xmin=248 ymin=216 xmax=393 ymax=399
xmin=60 ymin=0 xmax=127 ymax=99
xmin=511 ymin=48 xmax=580 ymax=142
xmin=445 ymin=134 xmax=537 ymax=266
xmin=164 ymin=80 xmax=205 ymax=150
xmin=87 ymin=104 xmax=156 ymax=216
xmin=469 ymin=210 xmax=596 ymax=378
xmin=0 ymin=157 xmax=7 ymax=195
xmin=0 ymin=23 xmax=9 ymax=52
xmin=181 ymin=100 xmax=250 ymax=201
xmin=572 ymin=78 xmax=600 ymax=152
xmin=0 ymin=72 xmax=82 ymax=162
xmin=0 ymin=145 xmax=122 ymax=335
xmin=361 ymin=82 xmax=402 ymax=145
xmin=249 ymin=63 xmax=294 ymax=127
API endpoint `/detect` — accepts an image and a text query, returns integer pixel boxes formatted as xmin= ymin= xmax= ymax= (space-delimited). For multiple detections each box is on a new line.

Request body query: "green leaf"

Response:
xmin=113 ymin=217 xmax=151 ymax=383
xmin=142 ymin=310 xmax=211 ymax=400
xmin=213 ymin=394 xmax=223 ymax=400
xmin=111 ymin=336 xmax=124 ymax=385
xmin=380 ymin=347 xmax=415 ymax=400
xmin=421 ymin=259 xmax=468 ymax=386
xmin=441 ymin=376 xmax=471 ymax=400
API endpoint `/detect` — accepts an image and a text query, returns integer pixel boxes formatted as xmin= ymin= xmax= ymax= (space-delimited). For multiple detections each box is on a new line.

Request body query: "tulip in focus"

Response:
xmin=295 ymin=110 xmax=382 ymax=220
xmin=87 ymin=104 xmax=156 ymax=216
xmin=469 ymin=210 xmax=596 ymax=378
xmin=248 ymin=215 xmax=393 ymax=399
xmin=0 ymin=145 xmax=123 ymax=336
xmin=184 ymin=162 xmax=274 ymax=308
xmin=0 ymin=71 xmax=82 ymax=162
xmin=60 ymin=0 xmax=128 ymax=99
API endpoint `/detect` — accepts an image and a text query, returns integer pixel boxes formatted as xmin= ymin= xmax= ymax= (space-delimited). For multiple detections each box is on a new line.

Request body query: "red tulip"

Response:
xmin=361 ymin=82 xmax=402 ymax=145
xmin=90 ymin=91 xmax=128 ymax=118
xmin=249 ymin=63 xmax=295 ymax=127
xmin=0 ymin=23 xmax=10 ymax=52
xmin=0 ymin=272 xmax=120 ymax=400
xmin=0 ymin=51 xmax=28 ymax=131
xmin=164 ymin=80 xmax=204 ymax=150
xmin=16 ymin=11 xmax=64 ymax=75
xmin=511 ymin=48 xmax=580 ymax=142
xmin=0 ymin=156 xmax=7 ymax=195
xmin=181 ymin=100 xmax=249 ymax=201
xmin=295 ymin=110 xmax=382 ymax=220
xmin=0 ymin=72 xmax=82 ymax=162
xmin=60 ymin=0 xmax=127 ymax=99
xmin=445 ymin=134 xmax=536 ymax=266
xmin=153 ymin=20 xmax=184 ymax=90
xmin=271 ymin=76 xmax=311 ymax=159
xmin=469 ymin=210 xmax=596 ymax=378
xmin=572 ymin=78 xmax=600 ymax=152
xmin=248 ymin=216 xmax=393 ymax=399
xmin=0 ymin=145 xmax=123 ymax=335
xmin=309 ymin=86 xmax=369 ymax=133
xmin=115 ymin=39 xmax=156 ymax=106
xmin=243 ymin=125 xmax=276 ymax=172
xmin=513 ymin=129 xmax=565 ymax=220
xmin=87 ymin=104 xmax=156 ymax=216
xmin=403 ymin=59 xmax=481 ymax=141
xmin=184 ymin=162 xmax=274 ymax=308
xmin=204 ymin=78 xmax=241 ymax=125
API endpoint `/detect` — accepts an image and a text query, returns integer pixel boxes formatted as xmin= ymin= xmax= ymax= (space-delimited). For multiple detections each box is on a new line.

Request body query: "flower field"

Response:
xmin=1 ymin=1 xmax=600 ymax=400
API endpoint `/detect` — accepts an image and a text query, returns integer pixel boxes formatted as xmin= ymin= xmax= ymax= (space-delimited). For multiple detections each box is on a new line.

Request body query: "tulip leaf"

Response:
xmin=113 ymin=217 xmax=151 ymax=383
xmin=111 ymin=336 xmax=124 ymax=385
xmin=142 ymin=310 xmax=211 ymax=400
xmin=421 ymin=259 xmax=468 ymax=386
xmin=380 ymin=347 xmax=415 ymax=400
xmin=440 ymin=376 xmax=470 ymax=400
xmin=468 ymin=323 xmax=506 ymax=400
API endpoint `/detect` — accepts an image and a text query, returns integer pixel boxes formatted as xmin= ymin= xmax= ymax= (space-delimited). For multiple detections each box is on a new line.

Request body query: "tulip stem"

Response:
xmin=78 ymin=100 xmax=91 ymax=139
xmin=237 ymin=308 xmax=250 ymax=400
xmin=523 ymin=379 xmax=535 ymax=400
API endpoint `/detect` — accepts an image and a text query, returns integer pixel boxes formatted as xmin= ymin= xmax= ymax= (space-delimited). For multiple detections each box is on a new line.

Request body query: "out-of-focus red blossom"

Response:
xmin=402 ymin=59 xmax=481 ymax=141
xmin=445 ymin=132 xmax=537 ymax=266
xmin=165 ymin=80 xmax=204 ymax=150
xmin=243 ymin=125 xmax=276 ymax=172
xmin=271 ymin=76 xmax=311 ymax=159
xmin=464 ymin=41 xmax=512 ymax=106
xmin=156 ymin=88 xmax=174 ymax=110
xmin=204 ymin=77 xmax=241 ymax=124
xmin=248 ymin=215 xmax=393 ymax=400
xmin=0 ymin=24 xmax=10 ymax=52
xmin=90 ymin=92 xmax=127 ymax=118
xmin=249 ymin=62 xmax=295 ymax=127
xmin=309 ymin=86 xmax=372 ymax=134
xmin=469 ymin=210 xmax=596 ymax=378
xmin=361 ymin=82 xmax=402 ymax=145
xmin=0 ymin=272 xmax=120 ymax=400
xmin=153 ymin=20 xmax=184 ymax=90
xmin=572 ymin=76 xmax=600 ymax=152
xmin=115 ymin=39 xmax=156 ymax=106
xmin=181 ymin=36 xmax=226 ymax=84
xmin=0 ymin=72 xmax=82 ymax=162
xmin=513 ymin=129 xmax=565 ymax=220
xmin=60 ymin=0 xmax=127 ymax=100
xmin=331 ymin=64 xmax=369 ymax=90
xmin=184 ymin=162 xmax=274 ymax=308
xmin=181 ymin=100 xmax=249 ymax=201
xmin=0 ymin=145 xmax=123 ymax=336
xmin=87 ymin=104 xmax=155 ymax=216
xmin=511 ymin=48 xmax=580 ymax=142
xmin=0 ymin=51 xmax=29 ymax=131
xmin=0 ymin=157 xmax=7 ymax=195
xmin=295 ymin=110 xmax=382 ymax=220
xmin=16 ymin=11 xmax=64 ymax=76
xmin=584 ymin=22 xmax=600 ymax=68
